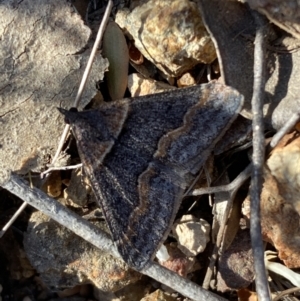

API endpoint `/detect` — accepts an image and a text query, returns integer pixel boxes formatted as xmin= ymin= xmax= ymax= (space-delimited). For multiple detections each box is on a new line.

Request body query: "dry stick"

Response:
xmin=272 ymin=287 xmax=300 ymax=301
xmin=51 ymin=0 xmax=113 ymax=165
xmin=190 ymin=164 xmax=252 ymax=197
xmin=250 ymin=12 xmax=271 ymax=301
xmin=1 ymin=174 xmax=227 ymax=301
xmin=270 ymin=109 xmax=300 ymax=148
xmin=0 ymin=172 xmax=34 ymax=238
xmin=0 ymin=201 xmax=27 ymax=238
xmin=40 ymin=163 xmax=83 ymax=178
xmin=189 ymin=164 xmax=252 ymax=289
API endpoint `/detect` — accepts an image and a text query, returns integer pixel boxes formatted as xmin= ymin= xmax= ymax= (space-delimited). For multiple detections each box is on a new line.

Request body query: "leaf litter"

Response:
xmin=1 ymin=0 xmax=300 ymax=300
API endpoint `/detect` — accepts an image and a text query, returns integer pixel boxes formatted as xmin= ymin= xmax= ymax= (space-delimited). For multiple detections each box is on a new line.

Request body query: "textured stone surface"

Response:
xmin=64 ymin=168 xmax=92 ymax=207
xmin=24 ymin=211 xmax=140 ymax=291
xmin=127 ymin=73 xmax=176 ymax=97
xmin=172 ymin=215 xmax=210 ymax=257
xmin=257 ymin=133 xmax=300 ymax=268
xmin=140 ymin=289 xmax=177 ymax=301
xmin=116 ymin=0 xmax=216 ymax=77
xmin=0 ymin=0 xmax=108 ymax=174
xmin=158 ymin=244 xmax=196 ymax=277
xmin=177 ymin=72 xmax=197 ymax=87
xmin=217 ymin=230 xmax=254 ymax=291
xmin=267 ymin=133 xmax=300 ymax=214
xmin=267 ymin=41 xmax=300 ymax=130
xmin=41 ymin=170 xmax=62 ymax=198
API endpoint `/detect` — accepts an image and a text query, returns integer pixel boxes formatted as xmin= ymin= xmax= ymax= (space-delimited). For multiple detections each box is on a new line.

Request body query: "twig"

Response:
xmin=265 ymin=259 xmax=300 ymax=288
xmin=190 ymin=164 xmax=252 ymax=197
xmin=250 ymin=11 xmax=270 ymax=301
xmin=51 ymin=0 xmax=113 ymax=165
xmin=40 ymin=163 xmax=82 ymax=178
xmin=202 ymin=244 xmax=218 ymax=290
xmin=272 ymin=287 xmax=300 ymax=301
xmin=270 ymin=110 xmax=300 ymax=148
xmin=0 ymin=172 xmax=34 ymax=238
xmin=197 ymin=164 xmax=252 ymax=289
xmin=73 ymin=0 xmax=112 ymax=108
xmin=0 ymin=201 xmax=27 ymax=238
xmin=52 ymin=125 xmax=71 ymax=166
xmin=1 ymin=174 xmax=227 ymax=301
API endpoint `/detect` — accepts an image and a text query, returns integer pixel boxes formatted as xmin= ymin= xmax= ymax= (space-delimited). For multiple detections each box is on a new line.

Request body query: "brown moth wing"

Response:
xmin=61 ymin=81 xmax=243 ymax=270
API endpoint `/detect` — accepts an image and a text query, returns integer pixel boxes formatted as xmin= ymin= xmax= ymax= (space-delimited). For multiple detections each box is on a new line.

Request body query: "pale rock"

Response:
xmin=116 ymin=0 xmax=216 ymax=77
xmin=140 ymin=289 xmax=177 ymax=301
xmin=155 ymin=244 xmax=170 ymax=263
xmin=177 ymin=72 xmax=196 ymax=87
xmin=128 ymin=73 xmax=176 ymax=97
xmin=172 ymin=215 xmax=210 ymax=257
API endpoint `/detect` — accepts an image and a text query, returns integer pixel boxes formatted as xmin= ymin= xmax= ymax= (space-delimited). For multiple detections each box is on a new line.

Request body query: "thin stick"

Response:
xmin=272 ymin=287 xmax=300 ymax=301
xmin=0 ymin=172 xmax=34 ymax=238
xmin=250 ymin=12 xmax=270 ymax=301
xmin=40 ymin=163 xmax=82 ymax=178
xmin=51 ymin=0 xmax=113 ymax=165
xmin=201 ymin=164 xmax=251 ymax=289
xmin=190 ymin=164 xmax=252 ymax=197
xmin=1 ymin=174 xmax=227 ymax=301
xmin=73 ymin=0 xmax=112 ymax=108
xmin=270 ymin=110 xmax=300 ymax=148
xmin=0 ymin=201 xmax=27 ymax=238
xmin=52 ymin=124 xmax=71 ymax=165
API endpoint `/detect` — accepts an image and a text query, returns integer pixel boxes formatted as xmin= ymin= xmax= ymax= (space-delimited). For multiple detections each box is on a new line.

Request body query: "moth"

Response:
xmin=60 ymin=81 xmax=243 ymax=271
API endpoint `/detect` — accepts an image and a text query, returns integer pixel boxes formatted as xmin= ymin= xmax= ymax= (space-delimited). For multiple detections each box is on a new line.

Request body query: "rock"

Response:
xmin=177 ymin=72 xmax=197 ymax=87
xmin=267 ymin=41 xmax=300 ymax=130
xmin=23 ymin=211 xmax=140 ymax=291
xmin=0 ymin=0 xmax=108 ymax=174
xmin=140 ymin=289 xmax=177 ymax=301
xmin=42 ymin=171 xmax=62 ymax=198
xmin=93 ymin=289 xmax=120 ymax=301
xmin=243 ymin=139 xmax=300 ymax=268
xmin=172 ymin=215 xmax=210 ymax=257
xmin=64 ymin=169 xmax=92 ymax=207
xmin=114 ymin=279 xmax=152 ymax=301
xmin=116 ymin=0 xmax=216 ymax=77
xmin=267 ymin=132 xmax=300 ymax=214
xmin=253 ymin=132 xmax=300 ymax=268
xmin=128 ymin=73 xmax=176 ymax=97
xmin=217 ymin=229 xmax=254 ymax=291
xmin=155 ymin=245 xmax=170 ymax=263
xmin=158 ymin=244 xmax=196 ymax=277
